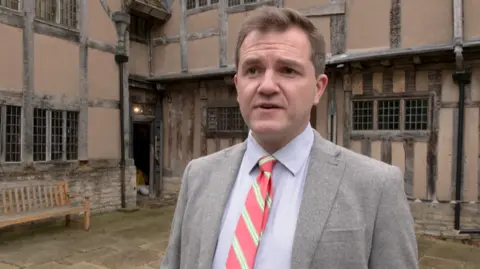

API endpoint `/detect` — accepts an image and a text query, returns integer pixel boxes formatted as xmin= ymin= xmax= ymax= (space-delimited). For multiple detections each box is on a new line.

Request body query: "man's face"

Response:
xmin=235 ymin=26 xmax=328 ymax=144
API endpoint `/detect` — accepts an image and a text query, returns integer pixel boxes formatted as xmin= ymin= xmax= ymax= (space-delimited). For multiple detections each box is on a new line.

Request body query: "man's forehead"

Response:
xmin=238 ymin=27 xmax=311 ymax=62
xmin=241 ymin=26 xmax=309 ymax=45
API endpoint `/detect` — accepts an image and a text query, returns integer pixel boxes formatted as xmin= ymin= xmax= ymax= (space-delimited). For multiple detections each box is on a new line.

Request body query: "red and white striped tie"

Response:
xmin=226 ymin=155 xmax=277 ymax=269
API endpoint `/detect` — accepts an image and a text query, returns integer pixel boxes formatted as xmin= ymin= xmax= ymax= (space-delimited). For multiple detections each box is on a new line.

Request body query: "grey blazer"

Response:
xmin=161 ymin=131 xmax=419 ymax=269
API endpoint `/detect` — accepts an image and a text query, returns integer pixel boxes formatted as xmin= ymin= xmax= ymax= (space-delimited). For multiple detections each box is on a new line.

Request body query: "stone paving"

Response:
xmin=1 ymin=205 xmax=480 ymax=269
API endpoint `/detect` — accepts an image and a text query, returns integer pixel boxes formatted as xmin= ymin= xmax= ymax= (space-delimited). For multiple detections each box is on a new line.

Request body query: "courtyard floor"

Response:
xmin=0 ymin=205 xmax=480 ymax=269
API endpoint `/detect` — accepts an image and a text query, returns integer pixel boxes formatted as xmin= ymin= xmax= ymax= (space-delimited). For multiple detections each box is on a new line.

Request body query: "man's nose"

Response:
xmin=257 ymin=70 xmax=279 ymax=95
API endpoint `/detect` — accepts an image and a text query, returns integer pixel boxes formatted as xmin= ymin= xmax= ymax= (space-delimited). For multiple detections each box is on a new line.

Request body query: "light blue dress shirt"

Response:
xmin=212 ymin=123 xmax=315 ymax=269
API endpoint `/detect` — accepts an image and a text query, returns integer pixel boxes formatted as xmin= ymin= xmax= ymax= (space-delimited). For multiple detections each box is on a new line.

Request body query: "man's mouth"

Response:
xmin=257 ymin=104 xmax=281 ymax=109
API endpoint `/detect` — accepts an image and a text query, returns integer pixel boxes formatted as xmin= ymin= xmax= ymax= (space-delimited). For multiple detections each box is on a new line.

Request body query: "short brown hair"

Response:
xmin=235 ymin=6 xmax=326 ymax=76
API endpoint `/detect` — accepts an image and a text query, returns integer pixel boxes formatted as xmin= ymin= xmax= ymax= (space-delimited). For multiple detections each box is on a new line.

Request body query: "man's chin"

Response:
xmin=249 ymin=122 xmax=284 ymax=135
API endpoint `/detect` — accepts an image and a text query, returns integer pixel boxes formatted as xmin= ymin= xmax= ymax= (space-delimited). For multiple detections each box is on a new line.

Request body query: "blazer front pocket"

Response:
xmin=320 ymin=227 xmax=365 ymax=243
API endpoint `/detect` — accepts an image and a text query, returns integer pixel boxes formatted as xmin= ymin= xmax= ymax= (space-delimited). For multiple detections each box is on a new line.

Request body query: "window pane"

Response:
xmin=33 ymin=108 xmax=47 ymax=161
xmin=66 ymin=111 xmax=79 ymax=160
xmin=5 ymin=106 xmax=21 ymax=162
xmin=207 ymin=106 xmax=247 ymax=132
xmin=51 ymin=110 xmax=64 ymax=161
xmin=405 ymin=99 xmax=429 ymax=130
xmin=186 ymin=0 xmax=196 ymax=9
xmin=378 ymin=100 xmax=400 ymax=130
xmin=228 ymin=0 xmax=241 ymax=6
xmin=36 ymin=0 xmax=57 ymax=23
xmin=1 ymin=0 xmax=20 ymax=10
xmin=352 ymin=101 xmax=373 ymax=130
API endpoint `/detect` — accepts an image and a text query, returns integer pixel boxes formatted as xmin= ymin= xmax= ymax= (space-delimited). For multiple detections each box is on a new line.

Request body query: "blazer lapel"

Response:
xmin=198 ymin=142 xmax=247 ymax=269
xmin=291 ymin=132 xmax=346 ymax=269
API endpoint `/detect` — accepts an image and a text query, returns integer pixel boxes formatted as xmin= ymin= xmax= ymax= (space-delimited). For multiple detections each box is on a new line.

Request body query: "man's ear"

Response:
xmin=313 ymin=74 xmax=328 ymax=105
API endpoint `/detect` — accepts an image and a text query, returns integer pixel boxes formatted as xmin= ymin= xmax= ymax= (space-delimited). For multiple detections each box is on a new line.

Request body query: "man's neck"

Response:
xmin=251 ymin=122 xmax=310 ymax=154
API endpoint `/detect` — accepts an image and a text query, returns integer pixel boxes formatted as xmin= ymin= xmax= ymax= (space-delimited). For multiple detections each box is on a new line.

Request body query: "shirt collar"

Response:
xmin=244 ymin=123 xmax=315 ymax=176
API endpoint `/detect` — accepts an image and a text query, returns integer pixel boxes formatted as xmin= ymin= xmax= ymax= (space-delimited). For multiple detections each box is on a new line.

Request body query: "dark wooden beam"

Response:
xmin=88 ymin=39 xmax=116 ymax=54
xmin=150 ymin=65 xmax=236 ymax=82
xmin=189 ymin=27 xmax=220 ymax=41
xmin=390 ymin=0 xmax=401 ymax=48
xmin=300 ymin=2 xmax=345 ymax=17
xmin=381 ymin=140 xmax=392 ymax=164
xmin=179 ymin=0 xmax=188 ymax=72
xmin=342 ymin=67 xmax=352 ymax=149
xmin=34 ymin=20 xmax=80 ymax=43
xmin=153 ymin=35 xmax=180 ymax=46
xmin=219 ymin=1 xmax=227 ymax=67
xmin=361 ymin=138 xmax=371 ymax=156
xmin=0 ymin=8 xmax=23 ymax=28
xmin=427 ymin=69 xmax=442 ymax=200
xmin=78 ymin=0 xmax=88 ymax=161
xmin=350 ymin=131 xmax=430 ymax=141
xmin=22 ymin=0 xmax=34 ymax=163
xmin=404 ymin=139 xmax=414 ymax=196
xmin=153 ymin=28 xmax=220 ymax=46
xmin=328 ymin=0 xmax=346 ymax=55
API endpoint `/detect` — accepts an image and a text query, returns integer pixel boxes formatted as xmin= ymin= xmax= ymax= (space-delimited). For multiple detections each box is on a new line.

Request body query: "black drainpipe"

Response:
xmin=452 ymin=70 xmax=480 ymax=234
xmin=116 ymin=54 xmax=129 ymax=209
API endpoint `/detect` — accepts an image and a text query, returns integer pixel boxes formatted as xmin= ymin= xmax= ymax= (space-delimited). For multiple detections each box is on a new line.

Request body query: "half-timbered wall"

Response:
xmin=147 ymin=0 xmax=480 ymax=235
xmin=338 ymin=64 xmax=480 ymax=204
xmin=0 ymin=0 xmax=137 ymax=212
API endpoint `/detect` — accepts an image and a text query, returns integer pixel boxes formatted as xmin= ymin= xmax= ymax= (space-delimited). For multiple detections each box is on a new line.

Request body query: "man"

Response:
xmin=161 ymin=6 xmax=418 ymax=269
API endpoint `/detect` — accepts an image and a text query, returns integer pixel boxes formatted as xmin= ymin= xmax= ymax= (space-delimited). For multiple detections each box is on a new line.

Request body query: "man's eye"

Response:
xmin=246 ymin=67 xmax=257 ymax=74
xmin=282 ymin=67 xmax=296 ymax=74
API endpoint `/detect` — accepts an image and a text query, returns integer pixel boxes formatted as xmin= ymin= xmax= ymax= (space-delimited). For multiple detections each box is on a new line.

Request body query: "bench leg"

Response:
xmin=66 ymin=215 xmax=71 ymax=227
xmin=83 ymin=198 xmax=90 ymax=231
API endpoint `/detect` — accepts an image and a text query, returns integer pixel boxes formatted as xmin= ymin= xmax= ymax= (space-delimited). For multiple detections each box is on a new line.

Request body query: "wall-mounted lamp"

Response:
xmin=133 ymin=104 xmax=143 ymax=114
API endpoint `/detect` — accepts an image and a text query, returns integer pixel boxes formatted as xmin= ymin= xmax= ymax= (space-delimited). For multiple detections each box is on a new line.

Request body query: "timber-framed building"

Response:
xmin=1 ymin=0 xmax=480 ymax=237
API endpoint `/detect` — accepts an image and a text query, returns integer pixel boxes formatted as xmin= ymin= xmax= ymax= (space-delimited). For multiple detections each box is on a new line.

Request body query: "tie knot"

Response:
xmin=258 ymin=155 xmax=276 ymax=173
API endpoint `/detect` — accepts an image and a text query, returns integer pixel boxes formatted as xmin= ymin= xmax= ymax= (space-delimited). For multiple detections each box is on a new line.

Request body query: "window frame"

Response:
xmin=32 ymin=108 xmax=79 ymax=163
xmin=186 ymin=0 xmax=219 ymax=10
xmin=205 ymin=101 xmax=249 ymax=139
xmin=129 ymin=12 xmax=150 ymax=42
xmin=35 ymin=0 xmax=79 ymax=30
xmin=0 ymin=0 xmax=21 ymax=11
xmin=0 ymin=104 xmax=23 ymax=163
xmin=350 ymin=92 xmax=433 ymax=138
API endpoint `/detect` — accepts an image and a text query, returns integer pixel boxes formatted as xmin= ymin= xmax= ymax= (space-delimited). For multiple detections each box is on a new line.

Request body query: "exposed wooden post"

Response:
xmin=428 ymin=70 xmax=442 ymax=201
xmin=22 ymin=0 xmax=35 ymax=163
xmin=180 ymin=0 xmax=188 ymax=72
xmin=453 ymin=0 xmax=463 ymax=47
xmin=78 ymin=0 xmax=88 ymax=161
xmin=453 ymin=0 xmax=464 ymax=70
xmin=342 ymin=66 xmax=352 ymax=149
xmin=219 ymin=0 xmax=227 ymax=67
xmin=330 ymin=0 xmax=346 ymax=55
xmin=390 ymin=0 xmax=401 ymax=48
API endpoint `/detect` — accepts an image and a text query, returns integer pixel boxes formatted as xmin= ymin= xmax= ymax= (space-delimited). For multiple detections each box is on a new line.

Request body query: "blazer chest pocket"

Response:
xmin=320 ymin=227 xmax=365 ymax=242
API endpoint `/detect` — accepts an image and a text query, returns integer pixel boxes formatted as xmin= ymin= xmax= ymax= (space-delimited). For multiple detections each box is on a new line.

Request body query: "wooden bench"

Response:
xmin=0 ymin=179 xmax=90 ymax=231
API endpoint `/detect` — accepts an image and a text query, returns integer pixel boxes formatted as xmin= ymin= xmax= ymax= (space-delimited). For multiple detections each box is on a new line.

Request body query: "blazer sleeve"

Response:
xmin=160 ymin=160 xmax=193 ymax=269
xmin=368 ymin=165 xmax=419 ymax=269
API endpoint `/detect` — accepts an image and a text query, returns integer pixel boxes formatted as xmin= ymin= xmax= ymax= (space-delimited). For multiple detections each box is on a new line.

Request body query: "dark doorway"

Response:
xmin=133 ymin=123 xmax=151 ymax=186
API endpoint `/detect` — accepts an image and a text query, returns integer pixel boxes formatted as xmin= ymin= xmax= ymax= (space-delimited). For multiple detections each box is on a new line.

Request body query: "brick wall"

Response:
xmin=1 ymin=159 xmax=137 ymax=213
xmin=410 ymin=201 xmax=480 ymax=240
